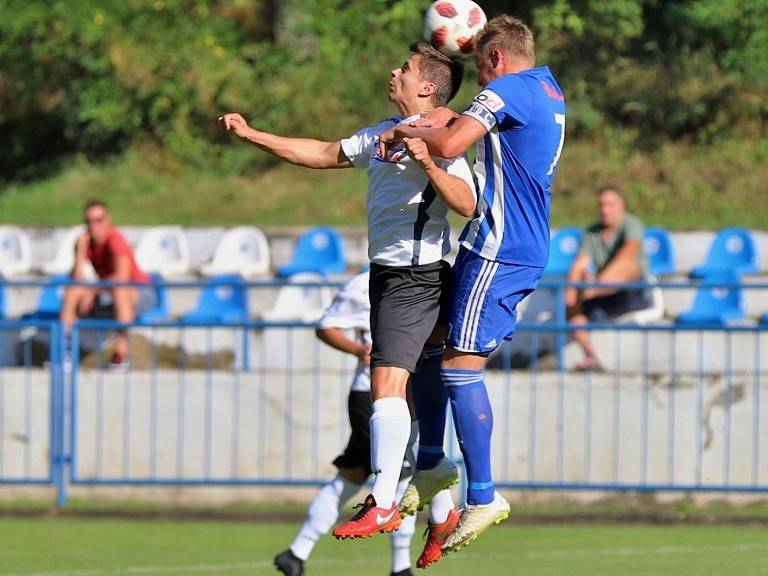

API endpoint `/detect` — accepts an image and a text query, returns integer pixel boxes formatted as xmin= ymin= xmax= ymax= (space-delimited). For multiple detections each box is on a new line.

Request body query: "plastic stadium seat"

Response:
xmin=21 ymin=275 xmax=68 ymax=320
xmin=0 ymin=225 xmax=32 ymax=277
xmin=41 ymin=226 xmax=85 ymax=276
xmin=543 ymin=227 xmax=583 ymax=276
xmin=180 ymin=274 xmax=248 ymax=324
xmin=199 ymin=226 xmax=270 ymax=278
xmin=277 ymin=227 xmax=346 ymax=277
xmin=136 ymin=274 xmax=170 ymax=323
xmin=644 ymin=228 xmax=676 ymax=276
xmin=675 ymin=272 xmax=745 ymax=326
xmin=690 ymin=228 xmax=759 ymax=278
xmin=135 ymin=226 xmax=191 ymax=278
xmin=261 ymin=272 xmax=333 ymax=323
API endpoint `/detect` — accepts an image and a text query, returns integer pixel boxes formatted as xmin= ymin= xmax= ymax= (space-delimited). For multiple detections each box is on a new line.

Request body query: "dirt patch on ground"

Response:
xmin=79 ymin=334 xmax=234 ymax=370
xmin=22 ymin=332 xmax=234 ymax=369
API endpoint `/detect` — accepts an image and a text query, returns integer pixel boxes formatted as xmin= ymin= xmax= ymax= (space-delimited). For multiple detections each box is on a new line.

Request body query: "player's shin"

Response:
xmin=370 ymin=396 xmax=412 ymax=506
xmin=442 ymin=368 xmax=495 ymax=505
xmin=412 ymin=344 xmax=448 ymax=470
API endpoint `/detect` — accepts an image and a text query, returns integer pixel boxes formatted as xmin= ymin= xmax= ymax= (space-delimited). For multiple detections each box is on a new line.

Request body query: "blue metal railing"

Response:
xmin=0 ymin=277 xmax=766 ymax=506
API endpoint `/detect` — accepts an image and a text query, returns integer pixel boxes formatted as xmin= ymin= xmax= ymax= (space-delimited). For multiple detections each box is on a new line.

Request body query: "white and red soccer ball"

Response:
xmin=423 ymin=0 xmax=488 ymax=59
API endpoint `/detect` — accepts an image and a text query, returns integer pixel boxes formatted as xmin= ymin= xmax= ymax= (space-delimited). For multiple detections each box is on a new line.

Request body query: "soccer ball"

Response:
xmin=423 ymin=0 xmax=487 ymax=59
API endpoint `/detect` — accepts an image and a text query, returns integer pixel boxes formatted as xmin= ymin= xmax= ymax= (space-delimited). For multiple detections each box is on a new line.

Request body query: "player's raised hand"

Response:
xmin=218 ymin=112 xmax=252 ymax=139
xmin=409 ymin=106 xmax=458 ymax=128
xmin=376 ymin=125 xmax=399 ymax=160
xmin=403 ymin=137 xmax=435 ymax=170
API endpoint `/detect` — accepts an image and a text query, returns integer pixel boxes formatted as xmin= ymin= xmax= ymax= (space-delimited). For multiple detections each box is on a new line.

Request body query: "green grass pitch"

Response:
xmin=1 ymin=518 xmax=766 ymax=576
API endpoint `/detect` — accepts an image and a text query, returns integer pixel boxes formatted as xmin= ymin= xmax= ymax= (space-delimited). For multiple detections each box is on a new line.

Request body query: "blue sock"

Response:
xmin=442 ymin=368 xmax=494 ymax=505
xmin=412 ymin=345 xmax=448 ymax=470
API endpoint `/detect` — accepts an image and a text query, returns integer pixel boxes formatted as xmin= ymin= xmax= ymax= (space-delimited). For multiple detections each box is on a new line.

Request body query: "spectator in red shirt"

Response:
xmin=60 ymin=200 xmax=155 ymax=370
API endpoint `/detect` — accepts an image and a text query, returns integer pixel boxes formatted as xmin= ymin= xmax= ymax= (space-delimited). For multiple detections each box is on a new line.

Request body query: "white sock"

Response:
xmin=370 ymin=397 xmax=411 ymax=507
xmin=429 ymin=488 xmax=454 ymax=524
xmin=390 ymin=476 xmax=416 ymax=573
xmin=290 ymin=475 xmax=359 ymax=561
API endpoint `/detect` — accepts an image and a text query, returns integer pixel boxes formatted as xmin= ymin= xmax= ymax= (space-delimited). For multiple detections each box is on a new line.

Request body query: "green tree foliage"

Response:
xmin=0 ymin=0 xmax=766 ymax=183
xmin=533 ymin=0 xmax=768 ymax=142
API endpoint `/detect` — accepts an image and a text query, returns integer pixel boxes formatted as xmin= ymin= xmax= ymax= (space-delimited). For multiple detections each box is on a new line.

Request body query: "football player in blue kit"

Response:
xmin=379 ymin=15 xmax=566 ymax=553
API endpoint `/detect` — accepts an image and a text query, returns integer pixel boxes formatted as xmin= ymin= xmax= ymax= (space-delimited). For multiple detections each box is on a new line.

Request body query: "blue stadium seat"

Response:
xmin=21 ymin=275 xmax=68 ymax=320
xmin=543 ymin=227 xmax=583 ymax=276
xmin=675 ymin=272 xmax=745 ymax=326
xmin=136 ymin=274 xmax=170 ymax=323
xmin=276 ymin=227 xmax=346 ymax=277
xmin=644 ymin=227 xmax=676 ymax=276
xmin=760 ymin=312 xmax=768 ymax=326
xmin=690 ymin=228 xmax=759 ymax=278
xmin=179 ymin=274 xmax=248 ymax=324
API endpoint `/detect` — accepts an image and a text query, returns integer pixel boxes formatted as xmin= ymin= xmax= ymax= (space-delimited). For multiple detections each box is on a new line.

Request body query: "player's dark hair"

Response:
xmin=474 ymin=15 xmax=535 ymax=66
xmin=84 ymin=199 xmax=108 ymax=213
xmin=409 ymin=40 xmax=464 ymax=106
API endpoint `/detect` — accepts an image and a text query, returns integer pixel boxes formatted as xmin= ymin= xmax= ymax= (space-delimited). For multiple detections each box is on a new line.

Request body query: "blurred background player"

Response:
xmin=379 ymin=15 xmax=567 ymax=552
xmin=59 ymin=199 xmax=155 ymax=371
xmin=273 ymin=270 xmax=417 ymax=576
xmin=219 ymin=41 xmax=475 ymax=544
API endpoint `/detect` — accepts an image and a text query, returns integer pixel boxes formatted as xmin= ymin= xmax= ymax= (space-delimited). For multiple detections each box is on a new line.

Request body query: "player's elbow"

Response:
xmin=455 ymin=201 xmax=475 ymax=218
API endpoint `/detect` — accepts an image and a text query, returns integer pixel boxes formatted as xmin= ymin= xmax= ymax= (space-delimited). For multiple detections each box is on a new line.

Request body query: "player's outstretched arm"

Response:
xmin=379 ymin=115 xmax=487 ymax=160
xmin=316 ymin=327 xmax=371 ymax=366
xmin=218 ymin=113 xmax=352 ymax=169
xmin=403 ymin=137 xmax=476 ymax=218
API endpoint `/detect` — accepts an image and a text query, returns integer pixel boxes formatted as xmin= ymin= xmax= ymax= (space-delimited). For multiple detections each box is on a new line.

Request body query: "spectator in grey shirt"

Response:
xmin=566 ymin=185 xmax=649 ymax=370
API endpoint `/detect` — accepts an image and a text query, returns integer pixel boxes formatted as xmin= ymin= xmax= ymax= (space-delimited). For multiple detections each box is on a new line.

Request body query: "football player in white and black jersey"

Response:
xmin=219 ymin=41 xmax=476 ymax=559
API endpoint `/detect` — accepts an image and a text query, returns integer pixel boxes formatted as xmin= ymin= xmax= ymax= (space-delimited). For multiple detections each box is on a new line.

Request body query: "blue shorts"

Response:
xmin=446 ymin=248 xmax=542 ymax=354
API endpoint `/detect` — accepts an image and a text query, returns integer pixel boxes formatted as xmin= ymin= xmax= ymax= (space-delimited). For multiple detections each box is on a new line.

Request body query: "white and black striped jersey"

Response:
xmin=341 ymin=115 xmax=475 ymax=267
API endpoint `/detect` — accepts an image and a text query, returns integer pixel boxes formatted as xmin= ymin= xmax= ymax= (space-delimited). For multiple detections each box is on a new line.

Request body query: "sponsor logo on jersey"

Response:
xmin=540 ymin=80 xmax=565 ymax=101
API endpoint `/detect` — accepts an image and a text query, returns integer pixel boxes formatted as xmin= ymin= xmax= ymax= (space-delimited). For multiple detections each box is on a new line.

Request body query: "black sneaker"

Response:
xmin=274 ymin=549 xmax=304 ymax=576
xmin=391 ymin=569 xmax=413 ymax=576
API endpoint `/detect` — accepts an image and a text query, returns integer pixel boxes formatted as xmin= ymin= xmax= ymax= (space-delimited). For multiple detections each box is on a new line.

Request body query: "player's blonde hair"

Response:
xmin=474 ymin=15 xmax=535 ymax=67
xmin=409 ymin=40 xmax=464 ymax=106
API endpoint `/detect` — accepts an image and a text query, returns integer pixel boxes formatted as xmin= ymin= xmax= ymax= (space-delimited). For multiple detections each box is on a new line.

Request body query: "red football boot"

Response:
xmin=417 ymin=508 xmax=460 ymax=569
xmin=333 ymin=494 xmax=402 ymax=540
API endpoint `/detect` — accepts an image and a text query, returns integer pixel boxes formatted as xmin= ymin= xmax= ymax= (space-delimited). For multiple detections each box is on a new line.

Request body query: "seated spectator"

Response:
xmin=566 ymin=185 xmax=650 ymax=370
xmin=60 ymin=200 xmax=155 ymax=370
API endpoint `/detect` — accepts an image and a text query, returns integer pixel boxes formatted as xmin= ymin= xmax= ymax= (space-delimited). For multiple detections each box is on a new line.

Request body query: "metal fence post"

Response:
xmin=51 ymin=322 xmax=68 ymax=507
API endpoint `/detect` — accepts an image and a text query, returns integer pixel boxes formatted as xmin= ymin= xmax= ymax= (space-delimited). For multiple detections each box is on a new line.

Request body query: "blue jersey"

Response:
xmin=459 ymin=66 xmax=566 ymax=267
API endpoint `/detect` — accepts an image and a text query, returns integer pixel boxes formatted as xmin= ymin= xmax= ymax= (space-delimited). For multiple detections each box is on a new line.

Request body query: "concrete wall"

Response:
xmin=2 ymin=359 xmax=766 ymax=498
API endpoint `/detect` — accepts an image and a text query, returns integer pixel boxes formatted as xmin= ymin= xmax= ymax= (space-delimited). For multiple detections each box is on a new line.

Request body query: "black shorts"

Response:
xmin=332 ymin=391 xmax=373 ymax=474
xmin=369 ymin=260 xmax=453 ymax=372
xmin=583 ymin=289 xmax=652 ymax=322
